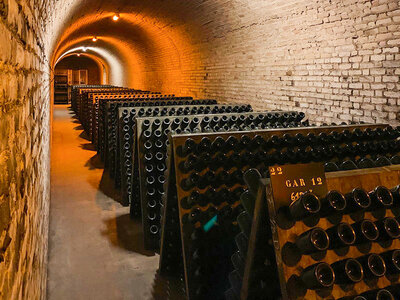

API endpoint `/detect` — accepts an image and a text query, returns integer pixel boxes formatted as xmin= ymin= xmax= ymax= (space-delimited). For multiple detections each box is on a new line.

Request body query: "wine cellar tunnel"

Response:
xmin=0 ymin=0 xmax=400 ymax=299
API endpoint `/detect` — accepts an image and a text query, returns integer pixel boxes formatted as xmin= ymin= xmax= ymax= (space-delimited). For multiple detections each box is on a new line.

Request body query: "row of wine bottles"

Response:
xmin=290 ymin=186 xmax=399 ymax=221
xmin=293 ymin=217 xmax=400 ymax=255
xmin=135 ymin=112 xmax=307 ymax=249
xmin=177 ymin=127 xmax=400 ymax=159
xmin=300 ymin=251 xmax=400 ymax=289
xmin=140 ymin=111 xmax=305 ymax=132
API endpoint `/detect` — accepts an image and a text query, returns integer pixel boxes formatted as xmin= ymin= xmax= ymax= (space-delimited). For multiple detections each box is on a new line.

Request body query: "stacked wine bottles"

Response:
xmin=89 ymin=93 xmax=178 ymax=145
xmin=71 ymin=85 xmax=116 ymax=113
xmin=239 ymin=164 xmax=400 ymax=299
xmin=159 ymin=124 xmax=400 ymax=300
xmin=137 ymin=110 xmax=305 ymax=250
xmin=120 ymin=105 xmax=252 ymax=209
xmin=104 ymin=99 xmax=215 ymax=187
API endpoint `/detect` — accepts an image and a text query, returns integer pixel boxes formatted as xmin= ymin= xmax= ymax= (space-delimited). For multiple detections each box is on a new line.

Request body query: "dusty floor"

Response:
xmin=48 ymin=105 xmax=177 ymax=300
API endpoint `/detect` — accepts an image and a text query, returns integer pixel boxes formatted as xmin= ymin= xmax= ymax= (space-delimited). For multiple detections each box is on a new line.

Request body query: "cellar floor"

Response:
xmin=48 ymin=105 xmax=171 ymax=300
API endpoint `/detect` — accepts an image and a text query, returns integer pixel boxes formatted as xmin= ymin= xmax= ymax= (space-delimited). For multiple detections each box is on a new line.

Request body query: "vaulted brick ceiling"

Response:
xmin=49 ymin=0 xmax=221 ymax=93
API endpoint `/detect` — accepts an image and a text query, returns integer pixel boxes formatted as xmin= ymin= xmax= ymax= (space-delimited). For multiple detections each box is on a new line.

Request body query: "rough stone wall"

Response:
xmin=0 ymin=0 xmax=50 ymax=299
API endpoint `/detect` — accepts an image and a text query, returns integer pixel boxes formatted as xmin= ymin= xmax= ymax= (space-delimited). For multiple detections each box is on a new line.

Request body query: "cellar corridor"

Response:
xmin=48 ymin=105 xmax=158 ymax=299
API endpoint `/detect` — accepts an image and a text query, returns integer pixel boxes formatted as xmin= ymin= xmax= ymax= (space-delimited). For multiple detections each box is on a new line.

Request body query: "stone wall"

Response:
xmin=0 ymin=0 xmax=50 ymax=299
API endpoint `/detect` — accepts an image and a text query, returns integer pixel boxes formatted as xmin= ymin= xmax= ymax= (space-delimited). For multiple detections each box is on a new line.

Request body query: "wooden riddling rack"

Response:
xmin=240 ymin=165 xmax=400 ymax=300
xmin=159 ymin=124 xmax=400 ymax=300
xmin=98 ymin=97 xmax=196 ymax=166
xmin=113 ymin=99 xmax=212 ymax=190
xmin=88 ymin=92 xmax=171 ymax=143
xmin=80 ymin=90 xmax=163 ymax=139
xmin=119 ymin=104 xmax=252 ymax=210
xmin=71 ymin=85 xmax=116 ymax=112
xmin=75 ymin=87 xmax=133 ymax=120
xmin=102 ymin=99 xmax=211 ymax=187
xmin=135 ymin=109 xmax=300 ymax=250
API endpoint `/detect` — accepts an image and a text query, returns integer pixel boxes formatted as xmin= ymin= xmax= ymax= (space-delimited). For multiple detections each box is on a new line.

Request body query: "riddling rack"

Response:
xmin=120 ymin=104 xmax=253 ymax=210
xmin=240 ymin=164 xmax=400 ymax=300
xmin=159 ymin=124 xmax=400 ymax=300
xmin=135 ymin=110 xmax=305 ymax=250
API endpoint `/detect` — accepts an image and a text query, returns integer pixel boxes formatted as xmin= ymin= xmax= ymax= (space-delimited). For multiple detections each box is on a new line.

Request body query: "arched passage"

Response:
xmin=1 ymin=0 xmax=399 ymax=299
xmin=55 ymin=54 xmax=103 ymax=85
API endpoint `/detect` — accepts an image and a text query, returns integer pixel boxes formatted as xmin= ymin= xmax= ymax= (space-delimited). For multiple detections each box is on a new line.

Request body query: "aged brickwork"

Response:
xmin=0 ymin=0 xmax=50 ymax=299
xmin=196 ymin=0 xmax=400 ymax=125
xmin=50 ymin=0 xmax=399 ymax=125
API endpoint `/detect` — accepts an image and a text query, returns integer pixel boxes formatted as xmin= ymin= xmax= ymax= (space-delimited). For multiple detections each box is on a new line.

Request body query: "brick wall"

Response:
xmin=50 ymin=0 xmax=399 ymax=124
xmin=0 ymin=0 xmax=50 ymax=299
xmin=191 ymin=0 xmax=400 ymax=125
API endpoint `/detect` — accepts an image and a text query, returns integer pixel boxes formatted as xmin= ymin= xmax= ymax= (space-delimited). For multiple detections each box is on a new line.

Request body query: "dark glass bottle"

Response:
xmin=211 ymin=136 xmax=226 ymax=152
xmin=357 ymin=254 xmax=386 ymax=279
xmin=375 ymin=217 xmax=400 ymax=241
xmin=381 ymin=250 xmax=400 ymax=275
xmin=180 ymin=138 xmax=196 ymax=157
xmin=196 ymin=137 xmax=211 ymax=154
xmin=344 ymin=188 xmax=371 ymax=213
xmin=351 ymin=219 xmax=380 ymax=244
xmin=289 ymin=192 xmax=321 ymax=220
xmin=319 ymin=190 xmax=346 ymax=217
xmin=300 ymin=262 xmax=335 ymax=289
xmin=181 ymin=173 xmax=200 ymax=190
xmin=295 ymin=227 xmax=329 ymax=254
xmin=359 ymin=289 xmax=394 ymax=300
xmin=326 ymin=222 xmax=356 ymax=249
xmin=331 ymin=258 xmax=364 ymax=284
xmin=368 ymin=186 xmax=393 ymax=210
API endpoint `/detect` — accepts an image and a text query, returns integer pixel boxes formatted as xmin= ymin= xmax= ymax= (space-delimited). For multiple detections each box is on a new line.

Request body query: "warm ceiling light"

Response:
xmin=112 ymin=14 xmax=119 ymax=21
xmin=77 ymin=53 xmax=81 ymax=56
xmin=82 ymin=47 xmax=87 ymax=52
xmin=92 ymin=37 xmax=97 ymax=42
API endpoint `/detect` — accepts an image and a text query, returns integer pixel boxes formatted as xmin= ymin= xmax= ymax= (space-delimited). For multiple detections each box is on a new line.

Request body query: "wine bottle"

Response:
xmin=344 ymin=188 xmax=371 ymax=213
xmin=357 ymin=254 xmax=386 ymax=279
xmin=391 ymin=185 xmax=400 ymax=206
xmin=289 ymin=192 xmax=321 ymax=220
xmin=331 ymin=258 xmax=364 ymax=284
xmin=180 ymin=138 xmax=196 ymax=157
xmin=380 ymin=250 xmax=400 ymax=275
xmin=319 ymin=190 xmax=346 ymax=217
xmin=352 ymin=219 xmax=380 ymax=244
xmin=368 ymin=186 xmax=393 ymax=210
xmin=295 ymin=227 xmax=329 ymax=254
xmin=300 ymin=262 xmax=335 ymax=289
xmin=375 ymin=217 xmax=400 ymax=241
xmin=326 ymin=222 xmax=356 ymax=249
xmin=196 ymin=137 xmax=211 ymax=154
xmin=181 ymin=173 xmax=200 ymax=190
xmin=359 ymin=289 xmax=394 ymax=300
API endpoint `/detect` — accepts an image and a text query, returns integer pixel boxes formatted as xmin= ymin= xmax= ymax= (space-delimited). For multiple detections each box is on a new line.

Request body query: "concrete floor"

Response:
xmin=48 ymin=105 xmax=178 ymax=300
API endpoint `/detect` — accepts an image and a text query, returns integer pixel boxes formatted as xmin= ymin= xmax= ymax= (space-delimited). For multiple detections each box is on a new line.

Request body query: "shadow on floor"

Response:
xmin=103 ymin=213 xmax=155 ymax=257
xmin=90 ymin=169 xmax=124 ymax=205
xmin=80 ymin=143 xmax=96 ymax=151
xmin=150 ymin=272 xmax=185 ymax=300
xmin=79 ymin=131 xmax=91 ymax=141
xmin=85 ymin=154 xmax=104 ymax=170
